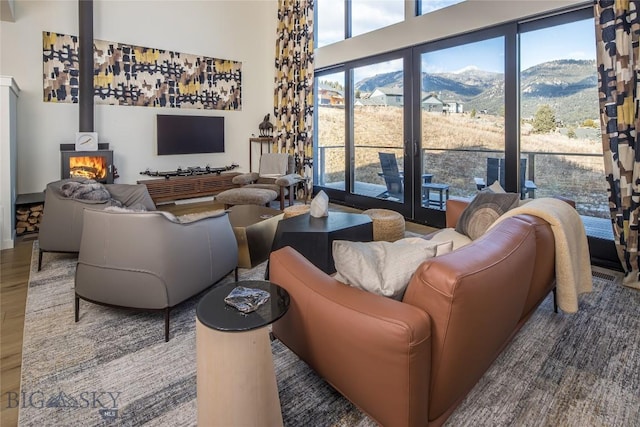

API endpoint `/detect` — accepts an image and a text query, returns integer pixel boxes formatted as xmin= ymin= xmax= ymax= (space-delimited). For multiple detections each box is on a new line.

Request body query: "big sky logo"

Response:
xmin=4 ymin=390 xmax=121 ymax=421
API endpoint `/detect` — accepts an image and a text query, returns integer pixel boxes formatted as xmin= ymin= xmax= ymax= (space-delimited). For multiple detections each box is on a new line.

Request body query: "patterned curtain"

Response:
xmin=273 ymin=0 xmax=314 ymax=181
xmin=595 ymin=0 xmax=640 ymax=290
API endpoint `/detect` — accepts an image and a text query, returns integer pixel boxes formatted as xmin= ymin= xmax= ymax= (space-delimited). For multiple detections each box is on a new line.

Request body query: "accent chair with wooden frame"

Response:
xmin=231 ymin=153 xmax=303 ymax=210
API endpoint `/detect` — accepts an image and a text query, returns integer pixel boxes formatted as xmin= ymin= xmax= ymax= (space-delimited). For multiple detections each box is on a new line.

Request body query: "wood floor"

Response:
xmin=1 ymin=236 xmax=34 ymax=427
xmin=0 ymin=201 xmax=434 ymax=427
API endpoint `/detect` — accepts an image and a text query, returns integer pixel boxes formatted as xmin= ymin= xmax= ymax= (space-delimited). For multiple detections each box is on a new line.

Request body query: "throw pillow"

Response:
xmin=332 ymin=237 xmax=453 ymax=300
xmin=455 ymin=191 xmax=519 ymax=240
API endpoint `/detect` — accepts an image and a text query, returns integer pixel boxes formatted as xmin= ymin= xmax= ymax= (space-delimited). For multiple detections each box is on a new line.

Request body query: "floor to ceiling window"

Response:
xmin=314 ymin=2 xmax=601 ymax=226
xmin=418 ymin=36 xmax=505 ymax=205
xmin=352 ymin=58 xmax=405 ymax=204
xmin=315 ymin=71 xmax=346 ymax=190
xmin=519 ymin=12 xmax=603 ymax=218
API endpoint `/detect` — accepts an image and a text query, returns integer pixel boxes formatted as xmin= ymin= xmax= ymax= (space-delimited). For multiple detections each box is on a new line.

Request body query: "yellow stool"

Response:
xmin=362 ymin=208 xmax=405 ymax=242
xmin=283 ymin=204 xmax=311 ymax=219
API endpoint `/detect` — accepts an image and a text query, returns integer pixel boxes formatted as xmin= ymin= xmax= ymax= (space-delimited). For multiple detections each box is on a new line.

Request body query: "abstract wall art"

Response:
xmin=43 ymin=31 xmax=242 ymax=110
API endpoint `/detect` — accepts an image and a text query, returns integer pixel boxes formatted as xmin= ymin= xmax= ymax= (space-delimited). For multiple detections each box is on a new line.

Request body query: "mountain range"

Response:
xmin=354 ymin=59 xmax=598 ymax=125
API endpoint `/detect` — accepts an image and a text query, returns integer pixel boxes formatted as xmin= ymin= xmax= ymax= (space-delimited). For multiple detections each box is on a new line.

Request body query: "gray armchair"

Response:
xmin=74 ymin=208 xmax=238 ymax=342
xmin=38 ymin=179 xmax=156 ymax=270
xmin=232 ymin=153 xmax=302 ymax=210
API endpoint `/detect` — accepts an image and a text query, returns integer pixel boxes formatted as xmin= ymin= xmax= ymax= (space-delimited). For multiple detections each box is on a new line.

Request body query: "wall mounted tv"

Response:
xmin=156 ymin=114 xmax=225 ymax=155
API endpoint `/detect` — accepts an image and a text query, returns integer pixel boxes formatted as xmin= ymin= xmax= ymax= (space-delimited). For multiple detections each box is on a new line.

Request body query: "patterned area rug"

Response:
xmin=19 ymin=243 xmax=640 ymax=426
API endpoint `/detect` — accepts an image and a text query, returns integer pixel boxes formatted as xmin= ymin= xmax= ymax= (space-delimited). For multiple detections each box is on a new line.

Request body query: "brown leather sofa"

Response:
xmin=269 ymin=199 xmax=558 ymax=427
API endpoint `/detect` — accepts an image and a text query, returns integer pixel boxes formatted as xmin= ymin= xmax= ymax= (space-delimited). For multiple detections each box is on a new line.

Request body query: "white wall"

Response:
xmin=0 ymin=0 xmax=277 ymax=193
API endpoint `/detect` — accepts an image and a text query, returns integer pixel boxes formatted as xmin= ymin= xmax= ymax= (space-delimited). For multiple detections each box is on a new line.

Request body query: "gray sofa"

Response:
xmin=38 ymin=179 xmax=156 ymax=270
xmin=74 ymin=208 xmax=238 ymax=341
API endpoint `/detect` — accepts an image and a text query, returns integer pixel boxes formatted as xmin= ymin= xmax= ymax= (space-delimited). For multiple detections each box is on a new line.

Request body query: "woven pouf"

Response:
xmin=216 ymin=188 xmax=278 ymax=208
xmin=362 ymin=208 xmax=405 ymax=242
xmin=283 ymin=204 xmax=311 ymax=219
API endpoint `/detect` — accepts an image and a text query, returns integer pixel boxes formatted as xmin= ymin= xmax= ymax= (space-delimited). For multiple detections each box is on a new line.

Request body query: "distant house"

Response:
xmin=318 ymin=83 xmax=344 ymax=106
xmin=420 ymin=93 xmax=464 ymax=113
xmin=354 ymin=97 xmax=387 ymax=107
xmin=421 ymin=93 xmax=445 ymax=112
xmin=367 ymin=86 xmax=404 ymax=107
xmin=445 ymin=100 xmax=464 ymax=113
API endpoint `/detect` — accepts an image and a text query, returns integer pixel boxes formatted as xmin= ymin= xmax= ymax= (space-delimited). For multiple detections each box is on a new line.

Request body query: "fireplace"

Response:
xmin=60 ymin=144 xmax=114 ymax=184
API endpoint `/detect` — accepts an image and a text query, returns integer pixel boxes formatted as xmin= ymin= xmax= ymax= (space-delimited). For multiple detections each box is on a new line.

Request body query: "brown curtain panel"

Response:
xmin=595 ymin=0 xmax=640 ymax=289
xmin=273 ymin=0 xmax=314 ymax=181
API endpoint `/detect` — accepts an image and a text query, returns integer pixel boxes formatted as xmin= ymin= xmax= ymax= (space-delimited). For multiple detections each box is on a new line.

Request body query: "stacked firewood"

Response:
xmin=16 ymin=203 xmax=44 ymax=235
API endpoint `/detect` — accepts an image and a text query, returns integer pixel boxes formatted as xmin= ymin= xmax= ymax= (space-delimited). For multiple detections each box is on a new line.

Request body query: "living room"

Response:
xmin=2 ymin=0 xmax=640 ymax=426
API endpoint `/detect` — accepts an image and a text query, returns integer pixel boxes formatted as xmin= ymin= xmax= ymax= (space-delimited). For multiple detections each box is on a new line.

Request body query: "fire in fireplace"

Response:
xmin=60 ymin=144 xmax=114 ymax=184
xmin=68 ymin=155 xmax=108 ymax=180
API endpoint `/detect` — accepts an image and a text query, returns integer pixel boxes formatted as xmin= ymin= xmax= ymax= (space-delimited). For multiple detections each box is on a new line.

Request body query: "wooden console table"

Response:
xmin=138 ymin=172 xmax=241 ymax=204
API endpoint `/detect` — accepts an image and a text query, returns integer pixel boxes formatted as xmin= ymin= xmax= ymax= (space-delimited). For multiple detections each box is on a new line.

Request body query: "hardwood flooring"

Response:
xmin=1 ymin=237 xmax=34 ymax=427
xmin=0 ymin=202 xmax=434 ymax=427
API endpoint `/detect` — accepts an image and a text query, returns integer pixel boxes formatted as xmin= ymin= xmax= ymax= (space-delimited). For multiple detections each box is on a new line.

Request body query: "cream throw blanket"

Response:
xmin=489 ymin=198 xmax=592 ymax=313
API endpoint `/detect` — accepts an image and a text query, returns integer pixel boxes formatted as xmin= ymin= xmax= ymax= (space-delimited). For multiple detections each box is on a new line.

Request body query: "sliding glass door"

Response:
xmin=351 ymin=58 xmax=407 ymax=207
xmin=313 ymin=6 xmax=600 ymax=227
xmin=519 ymin=11 xmax=603 ymax=218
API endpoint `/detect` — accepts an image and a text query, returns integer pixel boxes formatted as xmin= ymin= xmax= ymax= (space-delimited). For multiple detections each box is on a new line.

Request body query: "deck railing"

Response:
xmin=316 ymin=145 xmax=609 ymax=218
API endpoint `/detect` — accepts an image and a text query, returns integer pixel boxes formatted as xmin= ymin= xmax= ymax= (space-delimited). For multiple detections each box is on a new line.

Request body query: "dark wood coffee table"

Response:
xmin=270 ymin=212 xmax=373 ymax=275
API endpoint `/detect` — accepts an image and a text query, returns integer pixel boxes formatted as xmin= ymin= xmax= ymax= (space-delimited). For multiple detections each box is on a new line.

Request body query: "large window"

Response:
xmin=351 ymin=0 xmax=404 ymax=38
xmin=418 ymin=0 xmax=464 ymax=15
xmin=316 ymin=0 xmax=345 ymax=47
xmin=420 ymin=36 xmax=505 ymax=204
xmin=316 ymin=0 xmax=467 ymax=47
xmin=352 ymin=58 xmax=405 ymax=202
xmin=314 ymin=5 xmax=603 ymax=225
xmin=520 ymin=15 xmax=603 ymax=217
xmin=315 ymin=71 xmax=346 ymax=189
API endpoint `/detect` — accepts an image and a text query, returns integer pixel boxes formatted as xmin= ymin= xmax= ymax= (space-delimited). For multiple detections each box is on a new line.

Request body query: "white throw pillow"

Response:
xmin=426 ymin=228 xmax=472 ymax=251
xmin=332 ymin=237 xmax=453 ymax=300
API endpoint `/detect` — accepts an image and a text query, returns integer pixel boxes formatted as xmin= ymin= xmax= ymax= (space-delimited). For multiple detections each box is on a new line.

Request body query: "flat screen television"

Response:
xmin=156 ymin=114 xmax=225 ymax=155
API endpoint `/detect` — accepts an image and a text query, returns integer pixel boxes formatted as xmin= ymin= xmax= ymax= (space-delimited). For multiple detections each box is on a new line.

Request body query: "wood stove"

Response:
xmin=60 ymin=143 xmax=114 ymax=184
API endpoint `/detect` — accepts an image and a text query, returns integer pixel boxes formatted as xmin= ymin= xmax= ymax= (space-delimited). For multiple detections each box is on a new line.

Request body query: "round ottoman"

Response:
xmin=283 ymin=204 xmax=311 ymax=219
xmin=216 ymin=188 xmax=278 ymax=208
xmin=362 ymin=208 xmax=405 ymax=242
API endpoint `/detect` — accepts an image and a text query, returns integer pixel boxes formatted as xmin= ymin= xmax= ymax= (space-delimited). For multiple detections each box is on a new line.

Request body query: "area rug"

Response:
xmin=18 ymin=243 xmax=372 ymax=427
xmin=18 ymin=243 xmax=640 ymax=426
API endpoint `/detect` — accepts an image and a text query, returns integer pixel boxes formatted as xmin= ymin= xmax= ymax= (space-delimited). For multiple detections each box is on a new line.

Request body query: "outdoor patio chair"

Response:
xmin=474 ymin=157 xmax=537 ymax=199
xmin=377 ymin=152 xmax=433 ymax=200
